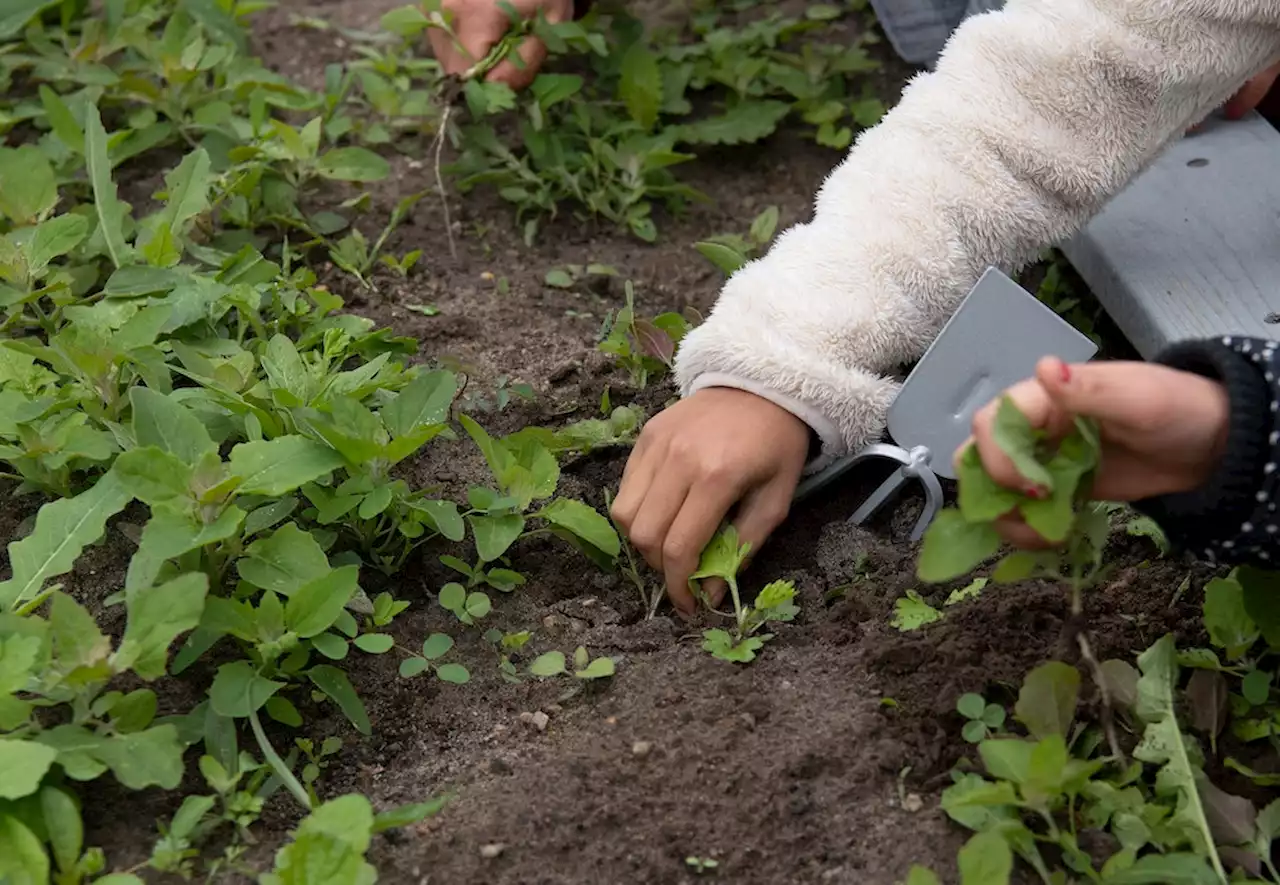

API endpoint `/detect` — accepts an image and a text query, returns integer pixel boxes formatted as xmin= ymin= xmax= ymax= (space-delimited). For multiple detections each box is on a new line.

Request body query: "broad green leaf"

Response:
xmin=0 ymin=0 xmax=61 ymax=39
xmin=28 ymin=214 xmax=88 ymax=272
xmin=1235 ymin=565 xmax=1280 ymax=646
xmin=266 ymin=696 xmax=303 ymax=728
xmin=261 ymin=334 xmax=309 ymax=405
xmin=435 ymin=663 xmax=470 ymax=684
xmin=315 ymin=147 xmax=391 ymax=182
xmin=904 ymin=868 xmax=941 ymax=885
xmin=0 ymin=145 xmax=56 ymax=224
xmin=0 ymin=472 xmax=130 ymax=610
xmin=372 ymin=796 xmax=450 ymax=833
xmin=126 ymin=504 xmax=243 ymax=593
xmin=285 ymin=565 xmax=359 ymax=638
xmin=40 ymin=785 xmax=83 ymax=873
xmin=261 ymin=794 xmax=375 ymax=885
xmin=673 ymin=101 xmax=791 ymax=146
xmin=39 ymin=85 xmax=82 ymax=153
xmin=990 ymin=396 xmax=1052 ymax=488
xmin=530 ymin=651 xmax=567 ymax=677
xmin=1014 ymin=661 xmax=1079 ymax=739
xmin=1100 ymin=853 xmax=1220 ymax=884
xmin=238 ymin=522 xmax=330 ymax=596
xmin=309 ymin=665 xmax=371 ymax=735
xmin=1203 ymin=576 xmax=1259 ymax=659
xmin=114 ymin=572 xmax=208 ymax=680
xmin=421 ymin=633 xmax=453 ymax=660
xmin=49 ymin=591 xmax=110 ymax=676
xmin=917 ymin=510 xmax=1001 ymax=583
xmin=130 ymin=386 xmax=217 ymax=464
xmin=85 ymin=102 xmax=130 ymax=268
xmin=0 ymin=739 xmax=58 ymax=799
xmin=91 ymin=726 xmax=185 ymax=790
xmin=694 ymin=241 xmax=747 ymax=276
xmin=957 ymin=830 xmax=1012 ymax=885
xmin=0 ymin=814 xmax=48 ymax=885
xmin=978 ymin=738 xmax=1034 ymax=784
xmin=209 ymin=661 xmax=284 ymax=718
xmin=577 ymin=657 xmax=615 ymax=679
xmin=468 ymin=513 xmax=526 ymax=562
xmin=353 ymin=634 xmax=393 ymax=654
xmin=157 ymin=149 xmax=213 ymax=238
xmin=229 ymin=436 xmax=345 ymax=496
xmin=399 ymin=658 xmax=429 ymax=678
xmin=955 ymin=444 xmax=1022 ymax=523
xmin=537 ymin=498 xmax=620 ymax=557
xmin=114 ymin=447 xmax=193 ymax=505
xmin=618 ymin=41 xmax=662 ymax=130
xmin=382 ymin=369 xmax=456 ymax=438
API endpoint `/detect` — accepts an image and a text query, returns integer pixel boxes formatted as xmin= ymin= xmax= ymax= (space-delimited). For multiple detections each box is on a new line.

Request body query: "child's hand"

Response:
xmin=959 ymin=356 xmax=1230 ymax=548
xmin=611 ymin=388 xmax=811 ymax=616
xmin=429 ymin=0 xmax=573 ymax=90
xmin=1224 ymin=60 xmax=1280 ymax=120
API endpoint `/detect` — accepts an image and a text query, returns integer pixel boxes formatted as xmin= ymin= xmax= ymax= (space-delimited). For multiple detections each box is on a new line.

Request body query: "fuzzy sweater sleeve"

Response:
xmin=673 ymin=0 xmax=1280 ymax=471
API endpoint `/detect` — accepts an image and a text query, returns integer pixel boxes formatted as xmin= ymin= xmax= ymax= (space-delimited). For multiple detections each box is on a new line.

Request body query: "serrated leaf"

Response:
xmin=0 ymin=472 xmax=130 ymax=610
xmin=114 ymin=572 xmax=208 ymax=680
xmin=673 ymin=101 xmax=791 ymax=146
xmin=890 ymin=590 xmax=943 ymax=632
xmin=618 ymin=41 xmax=662 ymax=130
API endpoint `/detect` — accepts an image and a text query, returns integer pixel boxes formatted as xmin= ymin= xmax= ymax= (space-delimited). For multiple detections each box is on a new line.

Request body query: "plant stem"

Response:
xmin=1071 ymin=578 xmax=1126 ymax=764
xmin=248 ymin=709 xmax=311 ymax=812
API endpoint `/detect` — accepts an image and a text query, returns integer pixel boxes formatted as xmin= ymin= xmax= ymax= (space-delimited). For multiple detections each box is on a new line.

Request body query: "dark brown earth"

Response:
xmin=43 ymin=2 xmax=1245 ymax=883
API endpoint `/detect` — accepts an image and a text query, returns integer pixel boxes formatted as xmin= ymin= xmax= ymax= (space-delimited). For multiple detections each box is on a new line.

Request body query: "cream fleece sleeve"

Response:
xmin=673 ymin=0 xmax=1280 ymax=470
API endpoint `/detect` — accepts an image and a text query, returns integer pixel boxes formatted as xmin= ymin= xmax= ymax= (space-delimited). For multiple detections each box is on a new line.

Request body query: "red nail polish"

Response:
xmin=1025 ymin=485 xmax=1047 ymax=499
xmin=1059 ymin=361 xmax=1072 ymax=383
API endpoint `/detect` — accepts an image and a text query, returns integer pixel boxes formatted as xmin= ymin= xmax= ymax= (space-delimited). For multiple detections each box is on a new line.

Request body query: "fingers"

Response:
xmin=485 ymin=35 xmax=549 ymax=89
xmin=968 ymin=375 xmax=1057 ymax=494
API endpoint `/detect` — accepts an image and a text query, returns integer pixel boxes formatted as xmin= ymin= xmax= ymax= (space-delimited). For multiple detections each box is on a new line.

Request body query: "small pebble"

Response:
xmin=632 ymin=740 xmax=652 ymax=757
xmin=479 ymin=844 xmax=505 ymax=859
xmin=605 ymin=716 xmax=618 ymax=726
xmin=902 ymin=793 xmax=924 ymax=813
xmin=518 ymin=710 xmax=550 ymax=731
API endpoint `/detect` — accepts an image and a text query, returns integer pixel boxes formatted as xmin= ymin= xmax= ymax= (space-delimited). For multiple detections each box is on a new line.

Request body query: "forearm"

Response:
xmin=1135 ymin=337 xmax=1280 ymax=568
xmin=675 ymin=0 xmax=1280 ymax=466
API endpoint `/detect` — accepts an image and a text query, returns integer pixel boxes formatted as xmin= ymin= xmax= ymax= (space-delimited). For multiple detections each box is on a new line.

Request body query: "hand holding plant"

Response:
xmin=429 ymin=0 xmax=575 ymax=89
xmin=957 ymin=355 xmax=1230 ymax=549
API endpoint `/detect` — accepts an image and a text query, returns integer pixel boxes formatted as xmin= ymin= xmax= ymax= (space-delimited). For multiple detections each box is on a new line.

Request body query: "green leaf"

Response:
xmin=0 ymin=145 xmax=56 ymax=224
xmin=618 ymin=41 xmax=662 ymax=130
xmin=990 ymin=396 xmax=1052 ymax=489
xmin=309 ymin=665 xmax=371 ymax=735
xmin=1203 ymin=576 xmax=1259 ymax=660
xmin=285 ymin=566 xmax=359 ymax=639
xmin=537 ymin=499 xmax=620 ymax=557
xmin=126 ymin=504 xmax=243 ymax=594
xmin=0 ymin=739 xmax=58 ymax=799
xmin=690 ymin=525 xmax=751 ymax=583
xmin=114 ymin=572 xmax=208 ymax=680
xmin=40 ymin=785 xmax=83 ymax=873
xmin=904 ymin=868 xmax=941 ymax=885
xmin=353 ymin=634 xmax=393 ymax=654
xmin=957 ymin=830 xmax=1012 ymax=885
xmin=468 ymin=513 xmax=526 ymax=562
xmin=382 ymin=370 xmax=456 ymax=438
xmin=130 ymin=386 xmax=217 ymax=465
xmin=0 ymin=0 xmax=61 ymax=39
xmin=673 ymin=101 xmax=792 ymax=145
xmin=315 ymin=147 xmax=391 ymax=182
xmin=955 ymin=444 xmax=1022 ymax=523
xmin=945 ymin=577 xmax=988 ymax=607
xmin=1241 ymin=668 xmax=1271 ymax=706
xmin=372 ymin=796 xmax=450 ymax=833
xmin=209 ymin=661 xmax=284 ymax=718
xmin=1100 ymin=853 xmax=1220 ymax=884
xmin=890 ymin=590 xmax=943 ymax=632
xmin=399 ymin=658 xmax=429 ymax=678
xmin=0 ymin=813 xmax=48 ymax=885
xmin=577 ymin=657 xmax=615 ymax=679
xmin=85 ymin=102 xmax=130 ymax=268
xmin=28 ymin=214 xmax=89 ymax=272
xmin=1014 ymin=661 xmax=1079 ymax=739
xmin=421 ymin=633 xmax=453 ymax=660
xmin=262 ymin=794 xmax=375 ymax=885
xmin=114 ymin=447 xmax=193 ymax=505
xmin=0 ymin=472 xmax=130 ymax=610
xmin=978 ymin=738 xmax=1034 ymax=784
xmin=435 ymin=663 xmax=470 ymax=684
xmin=92 ymin=726 xmax=186 ymax=790
xmin=530 ymin=651 xmax=567 ymax=677
xmin=917 ymin=510 xmax=1001 ymax=583
xmin=265 ymin=696 xmax=303 ymax=728
xmin=694 ymin=241 xmax=747 ymax=275
xmin=957 ymin=693 xmax=987 ymax=720
xmin=238 ymin=523 xmax=331 ymax=596
xmin=229 ymin=437 xmax=345 ymax=496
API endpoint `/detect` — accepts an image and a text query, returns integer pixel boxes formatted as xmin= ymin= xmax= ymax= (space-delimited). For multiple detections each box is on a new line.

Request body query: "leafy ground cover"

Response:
xmin=2 ymin=0 xmax=1274 ymax=883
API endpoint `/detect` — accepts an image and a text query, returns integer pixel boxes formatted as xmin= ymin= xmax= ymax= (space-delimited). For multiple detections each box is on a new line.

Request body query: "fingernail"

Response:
xmin=1059 ymin=361 xmax=1072 ymax=383
xmin=1024 ymin=485 xmax=1048 ymax=499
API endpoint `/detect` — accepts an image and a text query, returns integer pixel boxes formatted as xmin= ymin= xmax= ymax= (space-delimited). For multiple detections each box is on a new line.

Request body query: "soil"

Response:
xmin=36 ymin=2 xmax=1241 ymax=884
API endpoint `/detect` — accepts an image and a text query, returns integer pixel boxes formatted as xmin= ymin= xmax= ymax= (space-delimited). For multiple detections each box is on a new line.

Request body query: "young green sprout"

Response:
xmin=691 ymin=526 xmax=799 ymax=663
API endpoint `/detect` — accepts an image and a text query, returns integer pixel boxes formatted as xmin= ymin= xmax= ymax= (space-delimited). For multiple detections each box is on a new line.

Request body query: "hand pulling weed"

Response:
xmin=692 ymin=525 xmax=799 ymax=663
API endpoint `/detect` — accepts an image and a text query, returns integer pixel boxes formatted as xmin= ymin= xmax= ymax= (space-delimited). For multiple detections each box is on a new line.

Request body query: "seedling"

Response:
xmin=692 ymin=526 xmax=799 ymax=663
xmin=694 ymin=205 xmax=779 ymax=275
xmin=597 ymin=281 xmax=697 ymax=388
xmin=529 ymin=646 xmax=616 ymax=680
xmin=483 ymin=628 xmax=533 ymax=683
xmin=545 ymin=262 xmax=619 ymax=290
xmin=955 ymin=693 xmax=1005 ymax=743
xmin=396 ymin=633 xmax=471 ymax=684
xmin=685 ymin=856 xmax=720 ymax=875
xmin=439 ymin=582 xmax=492 ymax=627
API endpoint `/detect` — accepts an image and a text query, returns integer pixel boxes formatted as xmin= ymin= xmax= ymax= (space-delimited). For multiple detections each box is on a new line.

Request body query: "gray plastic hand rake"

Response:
xmin=793 ymin=267 xmax=1098 ymax=540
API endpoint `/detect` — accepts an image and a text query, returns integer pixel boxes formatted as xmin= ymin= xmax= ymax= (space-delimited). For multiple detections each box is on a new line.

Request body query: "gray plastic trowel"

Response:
xmin=793 ymin=267 xmax=1098 ymax=540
